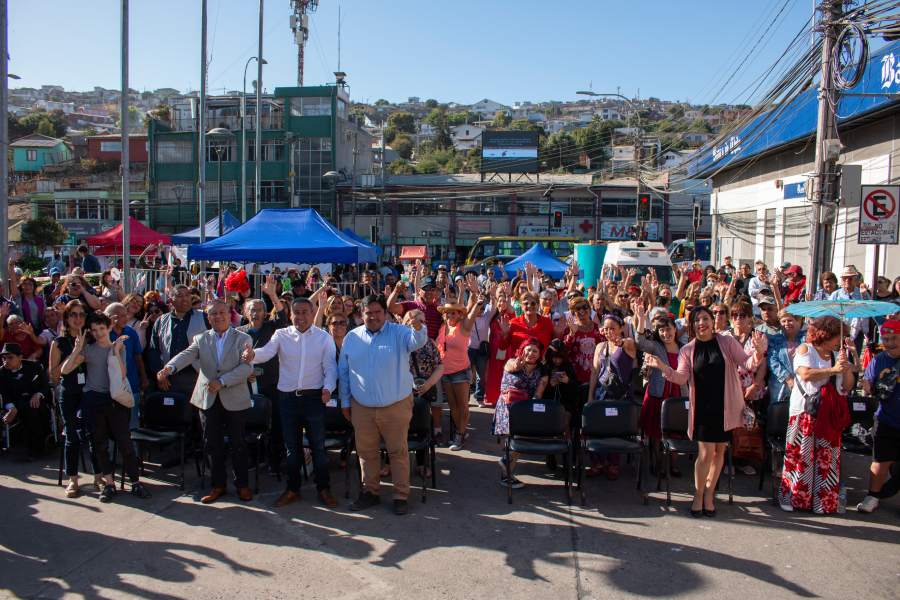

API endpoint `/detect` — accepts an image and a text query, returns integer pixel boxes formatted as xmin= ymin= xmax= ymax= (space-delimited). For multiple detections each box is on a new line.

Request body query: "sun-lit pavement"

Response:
xmin=2 ymin=407 xmax=898 ymax=600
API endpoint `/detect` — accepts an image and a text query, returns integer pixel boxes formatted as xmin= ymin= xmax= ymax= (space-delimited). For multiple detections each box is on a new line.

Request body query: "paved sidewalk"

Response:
xmin=1 ymin=407 xmax=898 ymax=600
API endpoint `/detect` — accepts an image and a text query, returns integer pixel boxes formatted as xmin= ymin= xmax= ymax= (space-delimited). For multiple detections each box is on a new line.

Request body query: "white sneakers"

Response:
xmin=857 ymin=495 xmax=880 ymax=513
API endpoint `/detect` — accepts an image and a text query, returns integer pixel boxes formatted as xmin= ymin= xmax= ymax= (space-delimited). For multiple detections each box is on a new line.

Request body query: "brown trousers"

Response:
xmin=351 ymin=395 xmax=413 ymax=500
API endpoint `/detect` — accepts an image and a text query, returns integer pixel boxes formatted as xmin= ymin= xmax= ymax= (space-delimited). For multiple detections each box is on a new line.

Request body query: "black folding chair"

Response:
xmin=506 ymin=399 xmax=571 ymax=505
xmin=843 ymin=392 xmax=879 ymax=455
xmin=302 ymin=404 xmax=356 ymax=498
xmin=244 ymin=394 xmax=272 ymax=494
xmin=758 ymin=400 xmax=789 ymax=501
xmin=130 ymin=391 xmax=194 ymax=490
xmin=578 ymin=400 xmax=646 ymax=506
xmin=658 ymin=397 xmax=733 ymax=506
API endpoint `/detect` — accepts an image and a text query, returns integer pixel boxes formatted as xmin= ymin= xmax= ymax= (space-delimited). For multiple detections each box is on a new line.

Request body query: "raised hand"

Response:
xmin=241 ymin=344 xmax=255 ymax=364
xmin=750 ymin=330 xmax=768 ymax=355
xmin=499 ymin=312 xmax=511 ymax=335
xmin=644 ymin=354 xmax=665 ymax=371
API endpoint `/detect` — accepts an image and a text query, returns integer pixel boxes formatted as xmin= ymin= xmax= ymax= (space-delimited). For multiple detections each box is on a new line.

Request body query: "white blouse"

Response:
xmin=789 ymin=344 xmax=843 ymax=416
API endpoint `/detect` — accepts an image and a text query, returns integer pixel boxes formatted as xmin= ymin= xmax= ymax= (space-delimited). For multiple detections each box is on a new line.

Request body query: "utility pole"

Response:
xmin=806 ymin=0 xmax=842 ymax=298
xmin=0 ymin=0 xmax=9 ymax=285
xmin=120 ymin=0 xmax=131 ymax=290
xmin=198 ymin=0 xmax=207 ymax=244
xmin=255 ymin=0 xmax=264 ymax=215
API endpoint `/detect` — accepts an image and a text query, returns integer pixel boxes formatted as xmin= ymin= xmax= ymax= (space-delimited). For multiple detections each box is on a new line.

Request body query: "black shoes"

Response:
xmin=99 ymin=484 xmax=117 ymax=503
xmin=350 ymin=491 xmax=381 ymax=511
xmin=393 ymin=499 xmax=408 ymax=515
xmin=131 ymin=482 xmax=152 ymax=499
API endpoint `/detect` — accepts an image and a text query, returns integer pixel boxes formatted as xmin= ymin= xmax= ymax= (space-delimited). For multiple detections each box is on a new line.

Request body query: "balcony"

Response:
xmin=169 ymin=112 xmax=284 ymax=133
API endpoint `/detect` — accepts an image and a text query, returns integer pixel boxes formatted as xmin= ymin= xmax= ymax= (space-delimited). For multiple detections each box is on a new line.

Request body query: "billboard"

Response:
xmin=481 ymin=130 xmax=540 ymax=174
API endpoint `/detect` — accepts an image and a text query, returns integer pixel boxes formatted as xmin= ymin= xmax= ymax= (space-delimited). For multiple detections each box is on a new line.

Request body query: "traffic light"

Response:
xmin=553 ymin=211 xmax=563 ymax=228
xmin=637 ymin=193 xmax=651 ymax=222
xmin=692 ymin=202 xmax=702 ymax=230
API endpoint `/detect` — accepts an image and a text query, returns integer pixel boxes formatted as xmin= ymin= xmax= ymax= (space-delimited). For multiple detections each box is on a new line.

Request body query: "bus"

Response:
xmin=465 ymin=236 xmax=579 ymax=265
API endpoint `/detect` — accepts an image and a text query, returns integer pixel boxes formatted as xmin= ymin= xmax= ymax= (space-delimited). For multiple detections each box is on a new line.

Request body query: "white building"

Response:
xmin=469 ymin=98 xmax=510 ymax=118
xmin=450 ymin=124 xmax=484 ymax=151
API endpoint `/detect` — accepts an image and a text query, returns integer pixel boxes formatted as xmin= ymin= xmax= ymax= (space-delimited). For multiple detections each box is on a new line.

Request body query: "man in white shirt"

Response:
xmin=244 ymin=297 xmax=338 ymax=509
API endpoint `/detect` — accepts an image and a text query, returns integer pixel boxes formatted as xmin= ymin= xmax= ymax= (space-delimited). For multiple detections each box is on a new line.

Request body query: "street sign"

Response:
xmin=859 ymin=185 xmax=900 ymax=244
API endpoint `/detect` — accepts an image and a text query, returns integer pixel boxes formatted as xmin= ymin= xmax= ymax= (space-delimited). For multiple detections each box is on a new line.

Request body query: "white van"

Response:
xmin=602 ymin=241 xmax=676 ymax=285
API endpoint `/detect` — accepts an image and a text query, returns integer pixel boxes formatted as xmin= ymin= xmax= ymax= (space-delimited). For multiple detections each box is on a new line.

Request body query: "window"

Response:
xmin=157 ymin=181 xmax=194 ymax=202
xmin=157 ymin=140 xmax=192 ymax=163
xmin=206 ymin=139 xmax=235 ymax=162
xmin=247 ymin=140 xmax=286 ymax=162
xmin=290 ymin=96 xmax=332 ymax=117
xmin=100 ymin=141 xmax=122 ymax=152
xmin=250 ymin=180 xmax=287 ymax=204
xmin=293 ymin=137 xmax=333 ymax=193
xmin=55 ymin=197 xmax=115 ymax=221
xmin=26 ymin=149 xmax=37 ymax=161
xmin=205 ymin=180 xmax=238 ymax=203
xmin=337 ymin=98 xmax=347 ymax=120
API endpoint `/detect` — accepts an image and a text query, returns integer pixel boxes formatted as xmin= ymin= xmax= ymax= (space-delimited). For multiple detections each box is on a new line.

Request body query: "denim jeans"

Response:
xmin=59 ymin=392 xmax=98 ymax=477
xmin=468 ymin=347 xmax=488 ymax=401
xmin=279 ymin=391 xmax=329 ymax=492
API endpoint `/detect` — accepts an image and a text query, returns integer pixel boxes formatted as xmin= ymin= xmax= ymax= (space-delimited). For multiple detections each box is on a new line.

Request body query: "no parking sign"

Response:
xmin=859 ymin=185 xmax=900 ymax=244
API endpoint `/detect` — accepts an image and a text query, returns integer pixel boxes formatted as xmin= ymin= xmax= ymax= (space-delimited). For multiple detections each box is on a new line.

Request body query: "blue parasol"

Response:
xmin=785 ymin=299 xmax=899 ymax=320
xmin=786 ymin=299 xmax=900 ymax=348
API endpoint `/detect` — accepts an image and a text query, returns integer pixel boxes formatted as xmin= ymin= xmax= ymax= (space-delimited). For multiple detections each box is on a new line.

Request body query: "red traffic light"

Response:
xmin=553 ymin=211 xmax=563 ymax=228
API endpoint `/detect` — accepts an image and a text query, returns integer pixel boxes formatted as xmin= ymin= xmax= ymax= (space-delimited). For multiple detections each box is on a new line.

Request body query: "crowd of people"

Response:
xmin=2 ymin=244 xmax=899 ymax=518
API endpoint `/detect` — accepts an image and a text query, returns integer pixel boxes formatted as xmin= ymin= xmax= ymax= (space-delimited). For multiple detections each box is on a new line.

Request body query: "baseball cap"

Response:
xmin=757 ymin=289 xmax=776 ymax=306
xmin=49 ymin=267 xmax=60 ymax=276
xmin=881 ymin=319 xmax=900 ymax=335
xmin=784 ymin=265 xmax=802 ymax=275
xmin=420 ymin=276 xmax=436 ymax=289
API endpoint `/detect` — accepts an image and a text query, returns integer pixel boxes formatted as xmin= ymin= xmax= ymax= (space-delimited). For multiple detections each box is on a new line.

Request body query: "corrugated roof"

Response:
xmin=10 ymin=133 xmax=63 ymax=148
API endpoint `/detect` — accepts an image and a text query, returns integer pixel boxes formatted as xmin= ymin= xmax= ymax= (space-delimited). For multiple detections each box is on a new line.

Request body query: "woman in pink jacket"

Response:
xmin=646 ymin=306 xmax=767 ymax=517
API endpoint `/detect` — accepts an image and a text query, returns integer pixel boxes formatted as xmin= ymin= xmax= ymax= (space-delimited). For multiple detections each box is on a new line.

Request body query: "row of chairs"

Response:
xmin=504 ymin=393 xmax=880 ymax=507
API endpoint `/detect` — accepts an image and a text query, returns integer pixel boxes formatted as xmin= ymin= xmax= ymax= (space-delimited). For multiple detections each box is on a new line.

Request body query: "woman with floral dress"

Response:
xmin=779 ymin=316 xmax=854 ymax=513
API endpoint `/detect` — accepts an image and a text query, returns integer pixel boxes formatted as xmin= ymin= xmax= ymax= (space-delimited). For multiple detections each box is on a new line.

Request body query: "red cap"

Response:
xmin=881 ymin=319 xmax=900 ymax=335
xmin=628 ymin=285 xmax=641 ymax=294
xmin=784 ymin=265 xmax=802 ymax=275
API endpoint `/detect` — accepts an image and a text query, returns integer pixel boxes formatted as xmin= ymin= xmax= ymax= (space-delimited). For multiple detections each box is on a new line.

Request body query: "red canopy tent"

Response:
xmin=86 ymin=217 xmax=171 ymax=256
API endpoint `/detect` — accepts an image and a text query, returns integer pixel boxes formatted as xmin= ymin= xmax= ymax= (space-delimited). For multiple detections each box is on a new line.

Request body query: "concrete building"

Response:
xmin=450 ymin=124 xmax=484 ymax=152
xmin=147 ymin=82 xmax=372 ymax=232
xmin=469 ymin=99 xmax=510 ymax=118
xmin=681 ymin=40 xmax=900 ymax=280
xmin=335 ymin=174 xmax=710 ymax=262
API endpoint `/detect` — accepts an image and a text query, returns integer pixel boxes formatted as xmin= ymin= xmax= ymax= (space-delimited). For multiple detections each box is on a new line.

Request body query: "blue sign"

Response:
xmin=684 ymin=41 xmax=900 ymax=179
xmin=783 ymin=181 xmax=807 ymax=199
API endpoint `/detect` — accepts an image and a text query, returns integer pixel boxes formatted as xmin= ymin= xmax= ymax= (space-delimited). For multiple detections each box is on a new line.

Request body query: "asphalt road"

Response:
xmin=1 ymin=407 xmax=898 ymax=600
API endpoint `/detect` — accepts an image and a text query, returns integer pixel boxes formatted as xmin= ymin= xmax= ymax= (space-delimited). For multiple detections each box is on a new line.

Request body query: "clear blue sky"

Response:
xmin=10 ymin=0 xmax=816 ymax=105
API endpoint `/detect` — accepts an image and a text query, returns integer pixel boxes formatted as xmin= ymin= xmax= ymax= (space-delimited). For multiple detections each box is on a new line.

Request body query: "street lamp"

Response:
xmin=7 ymin=73 xmax=19 ymax=79
xmin=242 ymin=56 xmax=267 ymax=223
xmin=207 ymin=127 xmax=234 ymax=239
xmin=576 ymin=90 xmax=644 ymax=236
xmin=322 ymin=170 xmax=343 ymax=226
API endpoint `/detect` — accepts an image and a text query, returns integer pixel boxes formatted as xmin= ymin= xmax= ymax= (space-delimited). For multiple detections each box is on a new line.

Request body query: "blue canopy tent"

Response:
xmin=187 ymin=208 xmax=378 ymax=264
xmin=171 ymin=210 xmax=242 ymax=245
xmin=503 ymin=243 xmax=568 ymax=279
xmin=342 ymin=228 xmax=382 ymax=257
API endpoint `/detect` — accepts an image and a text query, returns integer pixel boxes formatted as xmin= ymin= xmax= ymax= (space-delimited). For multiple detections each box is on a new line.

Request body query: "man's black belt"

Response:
xmin=293 ymin=388 xmax=322 ymax=396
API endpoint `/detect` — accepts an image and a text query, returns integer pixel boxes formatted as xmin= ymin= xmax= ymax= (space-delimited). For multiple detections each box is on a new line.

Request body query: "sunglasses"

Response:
xmin=732 ymin=313 xmax=750 ymax=319
xmin=574 ymin=306 xmax=590 ymax=312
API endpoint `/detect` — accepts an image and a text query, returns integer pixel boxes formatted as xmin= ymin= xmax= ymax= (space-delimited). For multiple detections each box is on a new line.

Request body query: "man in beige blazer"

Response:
xmin=158 ymin=300 xmax=253 ymax=503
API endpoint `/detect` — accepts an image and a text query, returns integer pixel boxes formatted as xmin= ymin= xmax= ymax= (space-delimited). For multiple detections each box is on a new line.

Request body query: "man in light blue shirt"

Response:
xmin=339 ymin=294 xmax=426 ymax=515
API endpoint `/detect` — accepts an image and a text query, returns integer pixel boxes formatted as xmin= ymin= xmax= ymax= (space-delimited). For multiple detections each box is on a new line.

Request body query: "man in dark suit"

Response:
xmin=160 ymin=300 xmax=253 ymax=504
xmin=0 ymin=343 xmax=51 ymax=460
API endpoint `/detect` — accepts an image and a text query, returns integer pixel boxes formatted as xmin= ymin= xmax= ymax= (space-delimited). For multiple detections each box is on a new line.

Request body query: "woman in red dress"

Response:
xmin=483 ymin=287 xmax=516 ymax=407
xmin=502 ymin=292 xmax=555 ymax=358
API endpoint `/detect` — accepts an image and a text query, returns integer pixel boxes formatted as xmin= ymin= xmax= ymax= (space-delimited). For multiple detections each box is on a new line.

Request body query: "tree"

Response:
xmin=21 ymin=216 xmax=67 ymax=255
xmin=572 ymin=119 xmax=611 ymax=169
xmin=425 ymin=98 xmax=439 ymax=109
xmin=374 ymin=99 xmax=390 ymax=106
xmin=541 ymin=131 xmax=578 ymax=171
xmin=446 ymin=111 xmax=479 ymax=126
xmin=424 ymin=107 xmax=452 ymax=150
xmin=491 ymin=110 xmax=511 ymax=129
xmin=143 ymin=104 xmax=171 ymax=129
xmin=389 ymin=158 xmax=415 ymax=175
xmin=384 ymin=110 xmax=415 ymax=145
xmin=115 ymin=105 xmax=142 ymax=131
xmin=16 ymin=109 xmax=67 ymax=138
xmin=35 ymin=119 xmax=56 ymax=137
xmin=391 ymin=134 xmax=414 ymax=160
